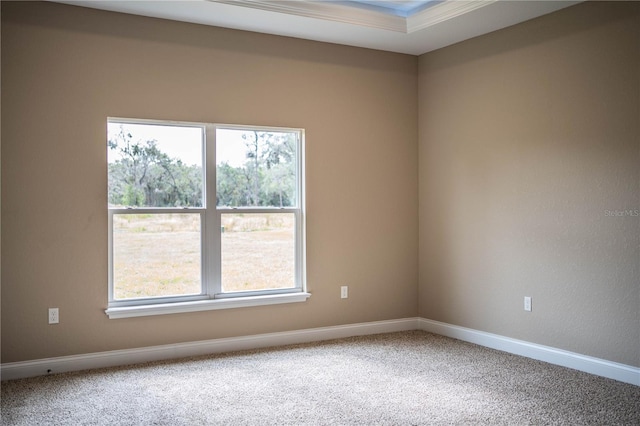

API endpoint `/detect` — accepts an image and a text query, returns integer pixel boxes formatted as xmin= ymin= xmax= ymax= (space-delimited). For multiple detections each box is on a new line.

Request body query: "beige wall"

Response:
xmin=0 ymin=2 xmax=418 ymax=363
xmin=2 ymin=1 xmax=638 ymax=369
xmin=418 ymin=1 xmax=639 ymax=366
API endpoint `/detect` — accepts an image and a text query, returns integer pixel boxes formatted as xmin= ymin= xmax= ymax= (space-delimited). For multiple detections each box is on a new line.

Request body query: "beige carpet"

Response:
xmin=2 ymin=331 xmax=639 ymax=425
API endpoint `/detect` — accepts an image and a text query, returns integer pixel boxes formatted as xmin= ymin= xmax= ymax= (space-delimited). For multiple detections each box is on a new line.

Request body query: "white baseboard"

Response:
xmin=418 ymin=318 xmax=640 ymax=386
xmin=0 ymin=318 xmax=420 ymax=381
xmin=2 ymin=317 xmax=638 ymax=386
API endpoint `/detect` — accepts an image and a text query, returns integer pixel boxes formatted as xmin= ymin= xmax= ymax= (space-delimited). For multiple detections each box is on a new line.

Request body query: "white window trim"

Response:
xmin=105 ymin=292 xmax=312 ymax=319
xmin=106 ymin=119 xmax=307 ymax=318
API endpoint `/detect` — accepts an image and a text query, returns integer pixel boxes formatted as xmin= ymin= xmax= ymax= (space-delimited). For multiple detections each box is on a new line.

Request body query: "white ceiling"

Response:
xmin=53 ymin=1 xmax=582 ymax=55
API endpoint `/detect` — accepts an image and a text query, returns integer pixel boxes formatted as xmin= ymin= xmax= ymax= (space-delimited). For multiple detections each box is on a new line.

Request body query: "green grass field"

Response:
xmin=112 ymin=213 xmax=294 ymax=299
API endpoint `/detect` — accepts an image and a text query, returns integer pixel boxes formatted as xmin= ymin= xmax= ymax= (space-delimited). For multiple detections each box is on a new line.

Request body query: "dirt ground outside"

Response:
xmin=112 ymin=213 xmax=295 ymax=299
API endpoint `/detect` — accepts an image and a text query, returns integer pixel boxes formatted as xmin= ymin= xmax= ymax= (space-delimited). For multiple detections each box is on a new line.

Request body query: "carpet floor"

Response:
xmin=1 ymin=331 xmax=639 ymax=425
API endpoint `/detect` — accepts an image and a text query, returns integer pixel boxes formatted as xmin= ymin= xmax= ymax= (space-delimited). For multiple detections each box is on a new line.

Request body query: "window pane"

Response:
xmin=221 ymin=213 xmax=295 ymax=292
xmin=113 ymin=213 xmax=201 ymax=299
xmin=216 ymin=129 xmax=297 ymax=208
xmin=108 ymin=122 xmax=203 ymax=208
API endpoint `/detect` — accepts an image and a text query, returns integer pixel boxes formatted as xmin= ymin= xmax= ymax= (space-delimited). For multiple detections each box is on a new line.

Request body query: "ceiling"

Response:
xmin=53 ymin=0 xmax=582 ymax=55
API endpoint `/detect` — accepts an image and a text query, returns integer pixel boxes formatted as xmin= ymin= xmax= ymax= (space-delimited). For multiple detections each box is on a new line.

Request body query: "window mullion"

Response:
xmin=204 ymin=124 xmax=220 ymax=297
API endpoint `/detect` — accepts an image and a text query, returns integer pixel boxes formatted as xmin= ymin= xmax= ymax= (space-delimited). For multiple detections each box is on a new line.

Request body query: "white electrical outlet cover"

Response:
xmin=49 ymin=308 xmax=59 ymax=324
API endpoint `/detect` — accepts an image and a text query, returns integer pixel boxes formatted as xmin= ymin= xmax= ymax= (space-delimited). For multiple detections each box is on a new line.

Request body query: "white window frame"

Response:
xmin=106 ymin=118 xmax=309 ymax=319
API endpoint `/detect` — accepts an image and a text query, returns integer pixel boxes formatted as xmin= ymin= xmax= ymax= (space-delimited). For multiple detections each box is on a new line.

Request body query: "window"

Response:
xmin=106 ymin=119 xmax=307 ymax=318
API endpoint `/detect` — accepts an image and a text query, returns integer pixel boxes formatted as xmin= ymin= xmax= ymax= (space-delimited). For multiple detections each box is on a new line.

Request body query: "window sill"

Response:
xmin=105 ymin=292 xmax=311 ymax=319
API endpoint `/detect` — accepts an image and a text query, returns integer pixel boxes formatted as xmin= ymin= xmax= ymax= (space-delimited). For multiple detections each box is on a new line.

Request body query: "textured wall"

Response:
xmin=418 ymin=1 xmax=639 ymax=366
xmin=3 ymin=1 xmax=638 ymax=369
xmin=1 ymin=2 xmax=418 ymax=362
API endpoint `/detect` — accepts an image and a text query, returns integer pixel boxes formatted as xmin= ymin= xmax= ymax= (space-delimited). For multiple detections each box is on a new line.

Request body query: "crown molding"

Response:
xmin=215 ymin=0 xmax=407 ymax=32
xmin=215 ymin=0 xmax=501 ymax=34
xmin=407 ymin=0 xmax=498 ymax=33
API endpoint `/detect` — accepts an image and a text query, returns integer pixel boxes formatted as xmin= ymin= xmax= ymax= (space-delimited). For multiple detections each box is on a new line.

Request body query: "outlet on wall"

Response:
xmin=341 ymin=286 xmax=348 ymax=299
xmin=524 ymin=297 xmax=532 ymax=312
xmin=48 ymin=308 xmax=59 ymax=324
